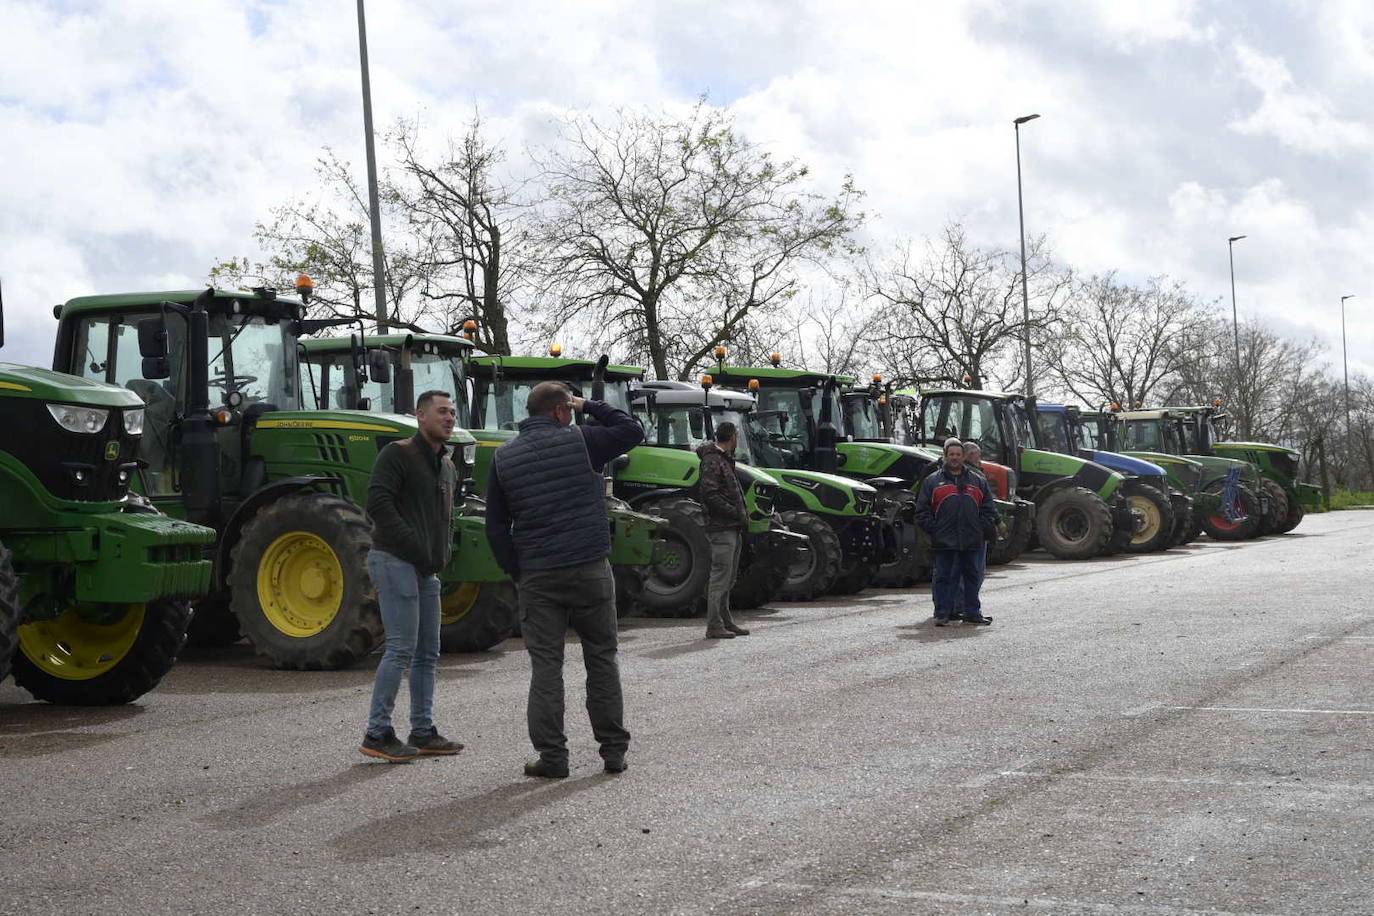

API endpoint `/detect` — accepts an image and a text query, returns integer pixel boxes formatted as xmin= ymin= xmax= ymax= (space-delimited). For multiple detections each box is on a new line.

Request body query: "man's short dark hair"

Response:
xmin=943 ymin=436 xmax=964 ymax=455
xmin=715 ymin=421 xmax=737 ymax=443
xmin=527 ymin=381 xmax=573 ymax=415
xmin=416 ymin=390 xmax=452 ymax=412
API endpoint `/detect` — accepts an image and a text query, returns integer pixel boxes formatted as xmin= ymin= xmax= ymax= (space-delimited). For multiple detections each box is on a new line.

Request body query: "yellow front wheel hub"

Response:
xmin=441 ymin=582 xmax=481 ymax=625
xmin=257 ymin=531 xmax=343 ymax=638
xmin=1128 ymin=494 xmax=1163 ymax=543
xmin=19 ymin=604 xmax=145 ymax=681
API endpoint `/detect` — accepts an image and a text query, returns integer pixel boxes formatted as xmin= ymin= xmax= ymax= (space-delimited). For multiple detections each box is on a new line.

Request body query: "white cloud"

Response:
xmin=1229 ymin=43 xmax=1374 ymax=155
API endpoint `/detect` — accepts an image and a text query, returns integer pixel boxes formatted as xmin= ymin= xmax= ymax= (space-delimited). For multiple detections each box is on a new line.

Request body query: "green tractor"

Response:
xmin=1116 ymin=407 xmax=1275 ymax=540
xmin=1154 ymin=404 xmax=1317 ymax=535
xmin=908 ymin=389 xmax=1135 ymax=559
xmin=50 ymin=286 xmax=515 ymax=668
xmin=297 ymin=332 xmax=662 ymax=636
xmin=466 ymin=350 xmax=799 ymax=611
xmin=2 ymin=300 xmax=216 ymax=704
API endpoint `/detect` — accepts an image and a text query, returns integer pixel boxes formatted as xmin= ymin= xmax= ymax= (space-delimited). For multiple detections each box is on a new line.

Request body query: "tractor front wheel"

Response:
xmin=229 ymin=493 xmax=381 ymax=670
xmin=729 ymin=541 xmax=790 ymax=610
xmin=1199 ymin=482 xmax=1262 ymax=541
xmin=1257 ymin=480 xmax=1290 ymax=536
xmin=1122 ymin=482 xmax=1175 ymax=554
xmin=1275 ymin=498 xmax=1305 ymax=534
xmin=636 ymin=497 xmax=711 ymax=618
xmin=13 ymin=599 xmax=191 ymax=705
xmin=439 ymin=581 xmax=517 ymax=652
xmin=871 ymin=490 xmax=924 ymax=587
xmin=776 ymin=511 xmax=843 ymax=601
xmin=1035 ymin=486 xmax=1113 ymax=559
xmin=0 ymin=540 xmax=19 ymax=685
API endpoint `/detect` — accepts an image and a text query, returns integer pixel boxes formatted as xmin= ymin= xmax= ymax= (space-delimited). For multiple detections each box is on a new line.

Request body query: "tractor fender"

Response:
xmin=867 ymin=476 xmax=909 ymax=489
xmin=624 ymin=487 xmax=690 ymax=509
xmin=1033 ymin=475 xmax=1088 ymax=502
xmin=214 ymin=475 xmax=344 ymax=589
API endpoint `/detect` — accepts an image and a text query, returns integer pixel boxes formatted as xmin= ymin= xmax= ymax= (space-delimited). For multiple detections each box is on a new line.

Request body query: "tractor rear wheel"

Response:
xmin=1257 ymin=480 xmax=1289 ymax=536
xmin=13 ymin=599 xmax=191 ymax=705
xmin=1035 ymin=487 xmax=1113 ymax=559
xmin=636 ymin=496 xmax=711 ymax=618
xmin=186 ymin=594 xmax=242 ymax=647
xmin=988 ymin=510 xmax=1033 ymax=565
xmin=1122 ymin=482 xmax=1175 ymax=554
xmin=776 ymin=510 xmax=842 ymax=601
xmin=229 ymin=493 xmax=381 ymax=670
xmin=0 ymin=540 xmax=19 ymax=685
xmin=1199 ymin=483 xmax=1262 ymax=541
xmin=1275 ymin=498 xmax=1305 ymax=534
xmin=440 ymin=581 xmax=517 ymax=652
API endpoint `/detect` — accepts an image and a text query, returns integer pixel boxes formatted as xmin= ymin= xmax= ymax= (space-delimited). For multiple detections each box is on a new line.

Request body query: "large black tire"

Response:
xmin=613 ymin=564 xmax=648 ymax=618
xmin=186 ymin=594 xmax=242 ymax=647
xmin=1199 ymin=482 xmax=1262 ymax=541
xmin=776 ymin=510 xmax=843 ymax=601
xmin=829 ymin=557 xmax=878 ymax=595
xmin=987 ymin=509 xmax=1033 ymax=565
xmin=1121 ymin=482 xmax=1176 ymax=554
xmin=870 ymin=490 xmax=924 ymax=587
xmin=0 ymin=540 xmax=19 ymax=685
xmin=729 ymin=544 xmax=789 ymax=610
xmin=1275 ymin=498 xmax=1305 ymax=534
xmin=13 ymin=599 xmax=192 ymax=705
xmin=1035 ymin=486 xmax=1113 ymax=559
xmin=1257 ymin=479 xmax=1289 ymax=536
xmin=228 ymin=493 xmax=381 ymax=670
xmin=636 ymin=497 xmax=711 ymax=618
xmin=440 ymin=582 xmax=517 ymax=652
xmin=1169 ymin=505 xmax=1197 ymax=547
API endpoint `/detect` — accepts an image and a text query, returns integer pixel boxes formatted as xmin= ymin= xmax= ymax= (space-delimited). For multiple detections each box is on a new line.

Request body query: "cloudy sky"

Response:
xmin=3 ymin=0 xmax=1372 ymax=379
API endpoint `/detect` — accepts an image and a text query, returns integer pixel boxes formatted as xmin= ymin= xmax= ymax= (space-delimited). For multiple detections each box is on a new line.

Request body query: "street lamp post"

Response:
xmin=356 ymin=0 xmax=389 ymax=330
xmin=1227 ymin=234 xmax=1246 ymax=435
xmin=1014 ymin=113 xmax=1040 ymax=397
xmin=1341 ymin=294 xmax=1355 ymax=442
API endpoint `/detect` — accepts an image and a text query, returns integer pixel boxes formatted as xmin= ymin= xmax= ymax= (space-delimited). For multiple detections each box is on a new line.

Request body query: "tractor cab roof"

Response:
xmin=710 ymin=365 xmax=855 ymax=387
xmin=1119 ymin=409 xmax=1172 ymax=420
xmin=299 ymin=333 xmax=474 ymax=355
xmin=59 ymin=288 xmax=306 ymax=321
xmin=920 ymin=388 xmax=1022 ymax=401
xmin=468 ymin=354 xmax=644 ymax=381
xmin=633 ymin=380 xmax=756 ymax=410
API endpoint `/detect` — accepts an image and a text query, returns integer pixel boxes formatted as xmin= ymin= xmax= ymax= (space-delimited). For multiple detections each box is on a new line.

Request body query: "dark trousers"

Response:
xmin=517 ymin=558 xmax=630 ymax=764
xmin=948 ymin=543 xmax=987 ymax=611
xmin=932 ymin=548 xmax=984 ymax=618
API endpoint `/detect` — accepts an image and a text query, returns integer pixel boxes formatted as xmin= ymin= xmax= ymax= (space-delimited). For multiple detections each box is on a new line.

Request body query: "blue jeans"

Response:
xmin=366 ymin=550 xmax=442 ymax=738
xmin=932 ymin=548 xmax=984 ymax=618
xmin=947 ymin=543 xmax=987 ymax=612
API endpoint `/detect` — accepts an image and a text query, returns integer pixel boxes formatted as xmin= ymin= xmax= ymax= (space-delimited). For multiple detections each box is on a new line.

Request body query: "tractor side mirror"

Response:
xmin=367 ymin=350 xmax=392 ymax=384
xmin=137 ymin=316 xmax=170 ymax=380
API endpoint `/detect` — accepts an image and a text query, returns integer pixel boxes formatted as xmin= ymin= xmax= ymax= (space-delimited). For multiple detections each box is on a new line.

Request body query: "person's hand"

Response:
xmin=568 ymin=396 xmax=586 ymax=411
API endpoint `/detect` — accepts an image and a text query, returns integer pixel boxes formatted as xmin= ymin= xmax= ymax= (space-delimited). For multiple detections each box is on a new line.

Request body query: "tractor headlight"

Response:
xmin=122 ymin=408 xmax=145 ymax=435
xmin=47 ymin=404 xmax=109 ymax=434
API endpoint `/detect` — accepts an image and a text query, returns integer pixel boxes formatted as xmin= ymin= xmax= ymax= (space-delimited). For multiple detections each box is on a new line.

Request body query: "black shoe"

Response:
xmin=934 ymin=614 xmax=950 ymax=627
xmin=604 ymin=756 xmax=627 ymax=774
xmin=706 ymin=628 xmax=736 ymax=639
xmin=524 ymin=758 xmax=569 ymax=779
xmin=360 ymin=728 xmax=419 ymax=763
xmin=961 ymin=614 xmax=993 ymax=626
xmin=725 ymin=624 xmax=750 ymax=636
xmin=407 ymin=731 xmax=464 ymax=755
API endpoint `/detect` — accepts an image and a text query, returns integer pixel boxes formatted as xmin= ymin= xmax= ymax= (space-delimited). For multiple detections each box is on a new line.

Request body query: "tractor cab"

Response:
xmin=299 ymin=333 xmax=472 ymax=423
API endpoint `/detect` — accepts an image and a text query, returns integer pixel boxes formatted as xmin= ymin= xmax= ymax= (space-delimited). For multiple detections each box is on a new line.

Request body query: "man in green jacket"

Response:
xmin=360 ymin=389 xmax=464 ymax=762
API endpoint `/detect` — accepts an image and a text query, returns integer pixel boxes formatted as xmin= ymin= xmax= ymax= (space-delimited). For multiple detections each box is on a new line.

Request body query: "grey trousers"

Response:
xmin=517 ymin=558 xmax=630 ymax=765
xmin=706 ymin=529 xmax=743 ymax=630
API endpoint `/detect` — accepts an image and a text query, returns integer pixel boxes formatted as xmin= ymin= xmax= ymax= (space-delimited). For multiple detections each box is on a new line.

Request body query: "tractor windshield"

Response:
xmin=745 ymin=407 xmax=806 ymax=468
xmin=842 ymin=394 xmax=883 ymax=441
xmin=1074 ymin=416 xmax=1102 ymax=451
xmin=920 ymin=394 xmax=1012 ymax=462
xmin=1122 ymin=418 xmax=1171 ymax=453
xmin=716 ymin=409 xmax=757 ymax=465
xmin=643 ymin=405 xmax=707 ymax=450
xmin=1038 ymin=413 xmax=1071 ymax=454
xmin=473 ymin=375 xmax=632 ymax=430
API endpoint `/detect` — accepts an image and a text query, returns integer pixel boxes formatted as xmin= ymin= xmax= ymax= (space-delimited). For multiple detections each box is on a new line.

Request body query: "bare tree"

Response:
xmin=1044 ymin=273 xmax=1215 ymax=409
xmin=533 ymin=102 xmax=864 ymax=380
xmin=864 ymin=223 xmax=1065 ymax=390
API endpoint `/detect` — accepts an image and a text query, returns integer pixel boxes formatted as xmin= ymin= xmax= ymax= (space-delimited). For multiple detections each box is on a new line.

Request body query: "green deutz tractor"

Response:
xmin=1 ymin=299 xmax=216 ymax=703
xmin=910 ymin=389 xmax=1135 ymax=559
xmin=1066 ymin=407 xmax=1207 ymax=548
xmin=50 ymin=286 xmax=515 ymax=669
xmin=296 ymin=333 xmax=661 ymax=634
xmin=1116 ymin=408 xmax=1274 ymax=540
xmin=1157 ymin=404 xmax=1317 ymax=534
xmin=466 ymin=351 xmax=802 ymax=611
xmin=843 ymin=380 xmax=1034 ymax=572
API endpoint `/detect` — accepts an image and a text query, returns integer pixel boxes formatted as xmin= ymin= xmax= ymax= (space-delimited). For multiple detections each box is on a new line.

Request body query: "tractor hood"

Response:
xmin=1214 ymin=441 xmax=1301 ymax=459
xmin=0 ymin=363 xmax=145 ymax=408
xmin=836 ymin=440 xmax=939 ymax=482
xmin=1083 ymin=449 xmax=1166 ymax=478
xmin=254 ymin=410 xmax=476 ymax=446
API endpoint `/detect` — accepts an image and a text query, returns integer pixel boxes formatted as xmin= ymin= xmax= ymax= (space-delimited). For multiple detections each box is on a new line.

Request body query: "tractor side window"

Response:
xmin=1124 ymin=420 xmax=1161 ymax=451
xmin=74 ymin=316 xmax=113 ymax=383
xmin=1039 ymin=414 xmax=1069 ymax=453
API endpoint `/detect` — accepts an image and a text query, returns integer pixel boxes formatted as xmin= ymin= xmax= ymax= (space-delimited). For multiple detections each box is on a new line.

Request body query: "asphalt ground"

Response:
xmin=2 ymin=511 xmax=1372 ymax=916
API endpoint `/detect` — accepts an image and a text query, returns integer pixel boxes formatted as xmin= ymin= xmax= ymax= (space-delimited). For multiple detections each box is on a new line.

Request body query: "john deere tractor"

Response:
xmin=466 ymin=351 xmax=802 ymax=611
xmin=912 ymin=389 xmax=1134 ymax=559
xmin=1035 ymin=403 xmax=1187 ymax=553
xmin=50 ymin=286 xmax=515 ymax=669
xmin=1117 ymin=408 xmax=1272 ymax=541
xmin=1155 ymin=404 xmax=1318 ymax=534
xmin=2 ymin=299 xmax=215 ymax=704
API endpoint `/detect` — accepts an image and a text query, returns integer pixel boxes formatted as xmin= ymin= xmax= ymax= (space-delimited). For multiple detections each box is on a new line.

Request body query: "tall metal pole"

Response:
xmin=1341 ymin=294 xmax=1355 ymax=443
xmin=1014 ymin=113 xmax=1040 ymax=397
xmin=356 ymin=0 xmax=389 ymax=330
xmin=1227 ymin=234 xmax=1245 ymax=435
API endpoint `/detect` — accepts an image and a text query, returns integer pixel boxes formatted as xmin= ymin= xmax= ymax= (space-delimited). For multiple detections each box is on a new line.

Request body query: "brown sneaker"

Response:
xmin=725 ymin=624 xmax=750 ymax=636
xmin=705 ymin=628 xmax=736 ymax=639
xmin=407 ymin=731 xmax=464 ymax=755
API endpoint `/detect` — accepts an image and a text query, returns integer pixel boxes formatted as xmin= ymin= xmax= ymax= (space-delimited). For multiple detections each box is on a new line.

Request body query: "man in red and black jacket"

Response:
xmin=915 ymin=438 xmax=999 ymax=626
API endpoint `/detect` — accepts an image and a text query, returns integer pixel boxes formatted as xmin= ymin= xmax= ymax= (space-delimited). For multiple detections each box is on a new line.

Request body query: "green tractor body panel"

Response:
xmin=1 ymin=363 xmax=153 ymax=406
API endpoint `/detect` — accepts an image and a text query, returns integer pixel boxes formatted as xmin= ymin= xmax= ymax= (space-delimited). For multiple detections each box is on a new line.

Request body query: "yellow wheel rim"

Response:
xmin=19 ymin=604 xmax=146 ymax=681
xmin=257 ymin=531 xmax=343 ymax=638
xmin=441 ymin=582 xmax=481 ymax=626
xmin=1128 ymin=494 xmax=1163 ymax=544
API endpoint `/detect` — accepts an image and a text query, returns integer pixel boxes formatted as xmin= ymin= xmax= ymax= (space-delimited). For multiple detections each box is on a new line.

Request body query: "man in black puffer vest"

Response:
xmin=485 ymin=381 xmax=645 ymax=778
